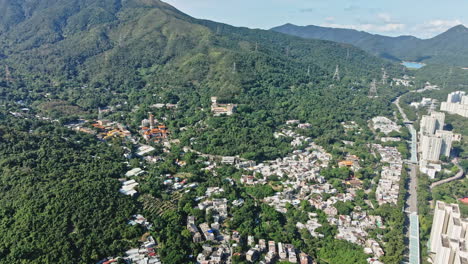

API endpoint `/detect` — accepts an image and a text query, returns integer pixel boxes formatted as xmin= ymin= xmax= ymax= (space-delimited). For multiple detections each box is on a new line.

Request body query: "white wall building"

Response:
xmin=435 ymin=130 xmax=454 ymax=158
xmin=420 ymin=112 xmax=444 ymax=136
xmin=447 ymin=91 xmax=466 ymax=103
xmin=429 ymin=201 xmax=468 ymax=264
xmin=421 ymin=115 xmax=437 ymax=136
xmin=419 ymin=112 xmax=453 ymax=169
xmin=441 ymin=91 xmax=468 ymax=118
xmin=421 ymin=135 xmax=443 ymax=162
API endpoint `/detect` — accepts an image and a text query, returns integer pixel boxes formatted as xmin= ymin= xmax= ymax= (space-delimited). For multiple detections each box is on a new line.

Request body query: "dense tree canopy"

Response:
xmin=0 ymin=116 xmax=137 ymax=263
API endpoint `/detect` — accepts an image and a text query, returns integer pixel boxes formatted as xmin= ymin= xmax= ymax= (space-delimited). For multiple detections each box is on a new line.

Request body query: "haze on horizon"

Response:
xmin=164 ymin=0 xmax=467 ymax=39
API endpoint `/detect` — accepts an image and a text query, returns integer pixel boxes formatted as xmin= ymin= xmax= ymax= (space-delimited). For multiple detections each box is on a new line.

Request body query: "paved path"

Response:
xmin=430 ymin=159 xmax=465 ymax=189
xmin=394 ymin=95 xmax=410 ymax=123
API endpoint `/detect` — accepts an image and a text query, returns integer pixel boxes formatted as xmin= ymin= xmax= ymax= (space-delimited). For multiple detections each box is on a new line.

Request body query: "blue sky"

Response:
xmin=164 ymin=0 xmax=467 ymax=38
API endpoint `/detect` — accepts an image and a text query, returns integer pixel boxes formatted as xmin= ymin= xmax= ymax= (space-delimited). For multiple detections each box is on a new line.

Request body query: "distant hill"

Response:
xmin=272 ymin=23 xmax=468 ymax=66
xmin=0 ymin=0 xmax=401 ymax=98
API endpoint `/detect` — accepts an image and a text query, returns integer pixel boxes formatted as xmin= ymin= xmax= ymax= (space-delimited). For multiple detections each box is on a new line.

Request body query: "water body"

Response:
xmin=402 ymin=61 xmax=426 ymax=69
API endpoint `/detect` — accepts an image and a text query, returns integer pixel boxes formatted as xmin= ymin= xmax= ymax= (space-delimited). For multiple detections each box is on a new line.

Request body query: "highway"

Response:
xmin=406 ymin=164 xmax=418 ymax=213
xmin=394 ymin=93 xmax=420 ymax=264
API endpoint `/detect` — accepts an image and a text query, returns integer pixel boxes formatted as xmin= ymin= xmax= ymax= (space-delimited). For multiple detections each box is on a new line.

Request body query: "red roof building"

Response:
xmin=459 ymin=197 xmax=468 ymax=204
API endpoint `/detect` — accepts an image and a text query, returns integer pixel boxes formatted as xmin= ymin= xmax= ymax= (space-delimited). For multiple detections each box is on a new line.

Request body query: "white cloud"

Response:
xmin=377 ymin=13 xmax=392 ymax=23
xmin=421 ymin=19 xmax=463 ymax=32
xmin=320 ymin=13 xmax=405 ymax=35
xmin=407 ymin=19 xmax=465 ymax=38
xmin=325 ymin=16 xmax=335 ymax=22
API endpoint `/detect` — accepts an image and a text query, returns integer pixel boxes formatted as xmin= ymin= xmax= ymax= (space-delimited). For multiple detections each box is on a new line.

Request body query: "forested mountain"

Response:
xmin=0 ymin=0 xmax=407 ymax=159
xmin=0 ymin=0 xmax=400 ymax=98
xmin=0 ymin=1 xmax=411 ymax=263
xmin=272 ymin=23 xmax=468 ymax=66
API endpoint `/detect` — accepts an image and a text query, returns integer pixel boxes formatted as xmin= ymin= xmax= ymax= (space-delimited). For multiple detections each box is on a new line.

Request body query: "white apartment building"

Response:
xmin=421 ymin=115 xmax=437 ymax=136
xmin=435 ymin=130 xmax=454 ymax=158
xmin=420 ymin=112 xmax=445 ymax=136
xmin=441 ymin=91 xmax=468 ymax=118
xmin=421 ymin=135 xmax=443 ymax=161
xmin=429 ymin=201 xmax=468 ymax=264
xmin=447 ymin=91 xmax=466 ymax=103
xmin=419 ymin=112 xmax=454 ymax=165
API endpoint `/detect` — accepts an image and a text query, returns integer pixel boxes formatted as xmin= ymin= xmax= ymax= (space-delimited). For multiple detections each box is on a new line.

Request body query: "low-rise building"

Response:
xmin=371 ymin=116 xmax=401 ymax=134
xmin=268 ymin=241 xmax=276 ymax=255
xmin=246 ymin=248 xmax=259 ymax=262
xmin=199 ymin=223 xmax=215 ymax=241
xmin=120 ymin=179 xmax=139 ymax=196
xmin=278 ymin=242 xmax=287 ymax=260
xmin=299 ymin=252 xmax=310 ymax=264
xmin=211 ymin=97 xmax=237 ymax=116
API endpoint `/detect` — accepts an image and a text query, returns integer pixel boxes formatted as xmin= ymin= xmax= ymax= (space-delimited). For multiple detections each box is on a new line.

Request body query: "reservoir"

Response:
xmin=402 ymin=61 xmax=426 ymax=69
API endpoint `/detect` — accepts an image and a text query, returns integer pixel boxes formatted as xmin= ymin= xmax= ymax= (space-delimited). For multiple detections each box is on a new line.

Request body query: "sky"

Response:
xmin=163 ymin=0 xmax=467 ymax=39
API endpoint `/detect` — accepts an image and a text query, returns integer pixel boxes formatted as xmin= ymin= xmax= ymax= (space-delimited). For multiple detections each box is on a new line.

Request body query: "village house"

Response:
xmin=211 ymin=97 xmax=237 ymax=116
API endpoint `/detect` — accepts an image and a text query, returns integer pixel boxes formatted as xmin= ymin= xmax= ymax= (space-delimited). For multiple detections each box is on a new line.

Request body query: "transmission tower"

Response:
xmin=255 ymin=42 xmax=258 ymax=52
xmin=346 ymin=49 xmax=350 ymax=60
xmin=232 ymin=62 xmax=237 ymax=73
xmin=307 ymin=66 xmax=311 ymax=76
xmin=333 ymin=65 xmax=340 ymax=81
xmin=98 ymin=107 xmax=102 ymax=120
xmin=118 ymin=33 xmax=123 ymax=47
xmin=443 ymin=67 xmax=453 ymax=89
xmin=5 ymin=65 xmax=12 ymax=83
xmin=381 ymin=67 xmax=388 ymax=85
xmin=368 ymin=79 xmax=378 ymax=97
xmin=285 ymin=46 xmax=290 ymax=57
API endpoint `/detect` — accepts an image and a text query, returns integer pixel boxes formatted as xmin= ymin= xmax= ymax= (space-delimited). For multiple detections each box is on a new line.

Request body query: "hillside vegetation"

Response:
xmin=272 ymin=24 xmax=468 ymax=66
xmin=0 ymin=1 xmax=412 ymax=262
xmin=0 ymin=0 xmax=407 ymax=159
xmin=0 ymin=0 xmax=401 ymax=97
xmin=0 ymin=114 xmax=138 ymax=263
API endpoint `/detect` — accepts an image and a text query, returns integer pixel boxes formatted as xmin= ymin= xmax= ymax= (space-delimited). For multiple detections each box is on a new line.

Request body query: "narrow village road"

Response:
xmin=395 ymin=95 xmax=410 ymax=122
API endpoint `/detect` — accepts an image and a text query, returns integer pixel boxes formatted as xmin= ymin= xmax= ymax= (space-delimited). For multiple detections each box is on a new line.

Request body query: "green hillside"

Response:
xmin=272 ymin=24 xmax=468 ymax=66
xmin=0 ymin=1 xmax=411 ymax=262
xmin=0 ymin=0 xmax=408 ymax=160
xmin=0 ymin=0 xmax=401 ymax=98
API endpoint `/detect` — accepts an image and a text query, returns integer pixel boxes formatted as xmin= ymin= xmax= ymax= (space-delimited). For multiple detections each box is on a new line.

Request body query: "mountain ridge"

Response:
xmin=0 ymin=0 xmax=402 ymax=101
xmin=271 ymin=23 xmax=468 ymax=66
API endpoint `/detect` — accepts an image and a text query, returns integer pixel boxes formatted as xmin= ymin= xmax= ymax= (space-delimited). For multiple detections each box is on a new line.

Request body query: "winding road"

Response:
xmin=430 ymin=159 xmax=465 ymax=189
